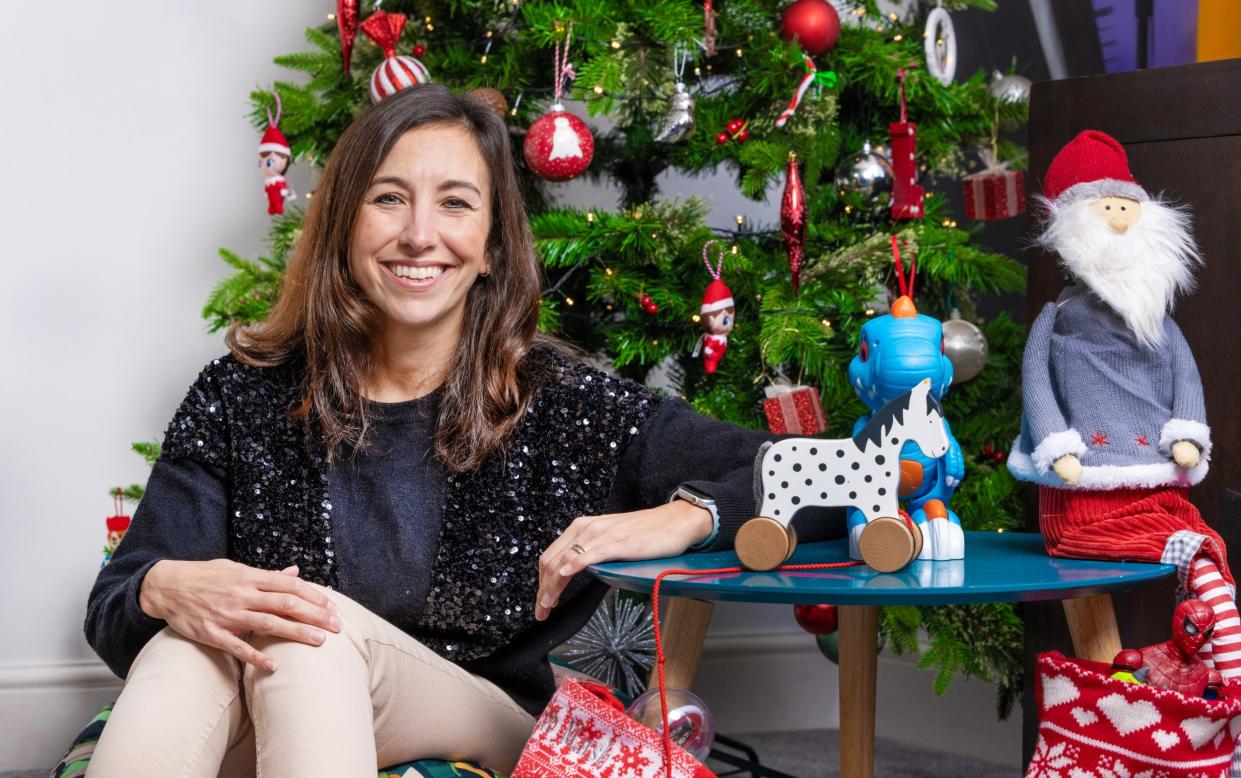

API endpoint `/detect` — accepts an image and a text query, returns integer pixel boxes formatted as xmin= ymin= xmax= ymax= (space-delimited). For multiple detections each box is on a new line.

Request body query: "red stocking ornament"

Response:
xmin=693 ymin=241 xmax=735 ymax=375
xmin=361 ymin=10 xmax=430 ymax=103
xmin=781 ymin=151 xmax=806 ymax=296
xmin=257 ymin=92 xmax=293 ymax=216
xmin=524 ymin=26 xmax=594 ymax=182
xmin=889 ymin=69 xmax=925 ymax=220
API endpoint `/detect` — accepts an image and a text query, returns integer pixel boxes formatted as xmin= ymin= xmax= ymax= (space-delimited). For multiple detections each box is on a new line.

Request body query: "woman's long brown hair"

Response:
xmin=227 ymin=83 xmax=572 ymax=471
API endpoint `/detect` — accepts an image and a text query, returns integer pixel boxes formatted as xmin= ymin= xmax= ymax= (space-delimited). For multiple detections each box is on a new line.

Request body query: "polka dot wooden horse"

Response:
xmin=736 ymin=379 xmax=950 ymax=572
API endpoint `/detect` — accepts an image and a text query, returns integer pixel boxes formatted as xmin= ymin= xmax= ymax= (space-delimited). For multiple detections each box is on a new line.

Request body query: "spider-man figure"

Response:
xmin=1111 ymin=599 xmax=1224 ymax=698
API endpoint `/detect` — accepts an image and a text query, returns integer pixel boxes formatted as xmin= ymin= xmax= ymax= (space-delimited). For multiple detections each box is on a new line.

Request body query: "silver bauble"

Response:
xmin=834 ymin=140 xmax=894 ymax=202
xmin=654 ymin=81 xmax=695 ymax=143
xmin=943 ymin=309 xmax=988 ymax=383
xmin=988 ymin=71 xmax=1032 ymax=105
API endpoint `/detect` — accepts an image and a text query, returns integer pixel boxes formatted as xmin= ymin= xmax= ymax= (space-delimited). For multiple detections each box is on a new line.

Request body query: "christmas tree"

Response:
xmin=201 ymin=0 xmax=1028 ymax=716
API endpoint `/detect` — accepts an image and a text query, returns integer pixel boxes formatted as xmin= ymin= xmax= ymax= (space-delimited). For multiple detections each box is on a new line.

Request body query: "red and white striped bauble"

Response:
xmin=369 ymin=54 xmax=429 ymax=103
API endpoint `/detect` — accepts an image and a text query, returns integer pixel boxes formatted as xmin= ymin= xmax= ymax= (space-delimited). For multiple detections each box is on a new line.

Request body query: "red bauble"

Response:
xmin=779 ymin=0 xmax=841 ymax=56
xmin=523 ymin=107 xmax=594 ymax=182
xmin=715 ymin=131 xmax=730 ymax=145
xmin=794 ymin=603 xmax=838 ymax=635
xmin=413 ymin=44 xmax=426 ymax=57
xmin=639 ymin=293 xmax=659 ymax=314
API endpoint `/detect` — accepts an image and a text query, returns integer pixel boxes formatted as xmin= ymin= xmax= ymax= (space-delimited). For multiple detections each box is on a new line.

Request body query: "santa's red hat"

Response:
xmin=1042 ymin=130 xmax=1147 ymax=205
xmin=258 ymin=124 xmax=291 ymax=157
xmin=700 ymin=278 xmax=734 ymax=314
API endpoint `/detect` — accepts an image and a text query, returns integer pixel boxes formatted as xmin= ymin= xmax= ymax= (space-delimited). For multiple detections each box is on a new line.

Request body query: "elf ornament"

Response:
xmin=524 ymin=27 xmax=594 ymax=182
xmin=889 ymin=69 xmax=924 ymax=219
xmin=1009 ymin=130 xmax=1241 ymax=679
xmin=693 ymin=241 xmax=735 ymax=375
xmin=336 ymin=0 xmax=359 ymax=74
xmin=102 ymin=489 xmax=131 ymax=568
xmin=781 ymin=152 xmax=807 ymax=296
xmin=361 ymin=10 xmax=430 ymax=103
xmin=257 ymin=93 xmax=294 ymax=216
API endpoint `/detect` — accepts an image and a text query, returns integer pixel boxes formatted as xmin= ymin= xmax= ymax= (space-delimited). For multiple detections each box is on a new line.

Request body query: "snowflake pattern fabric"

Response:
xmin=1028 ymin=652 xmax=1241 ymax=778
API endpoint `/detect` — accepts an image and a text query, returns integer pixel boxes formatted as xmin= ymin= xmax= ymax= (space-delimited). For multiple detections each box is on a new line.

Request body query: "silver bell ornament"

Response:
xmin=655 ymin=81 xmax=695 ymax=143
xmin=943 ymin=308 xmax=989 ymax=383
xmin=834 ymin=140 xmax=894 ymax=203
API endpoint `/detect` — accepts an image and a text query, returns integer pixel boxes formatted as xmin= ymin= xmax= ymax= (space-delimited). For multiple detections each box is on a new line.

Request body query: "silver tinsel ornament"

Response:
xmin=655 ymin=81 xmax=695 ymax=144
xmin=834 ymin=140 xmax=893 ymax=203
xmin=562 ymin=594 xmax=656 ymax=695
xmin=943 ymin=308 xmax=988 ymax=383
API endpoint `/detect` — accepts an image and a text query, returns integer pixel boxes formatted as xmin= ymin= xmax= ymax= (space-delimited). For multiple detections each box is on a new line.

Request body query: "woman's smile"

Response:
xmin=380 ymin=260 xmax=456 ymax=291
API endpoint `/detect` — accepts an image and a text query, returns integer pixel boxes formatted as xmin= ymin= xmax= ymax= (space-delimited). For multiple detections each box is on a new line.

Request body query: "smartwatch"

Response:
xmin=672 ymin=485 xmax=720 ymax=550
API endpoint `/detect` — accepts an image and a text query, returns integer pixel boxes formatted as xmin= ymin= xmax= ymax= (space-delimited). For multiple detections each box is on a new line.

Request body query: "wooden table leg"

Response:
xmin=839 ymin=605 xmax=879 ymax=778
xmin=1062 ymin=594 xmax=1123 ymax=662
xmin=648 ymin=596 xmax=714 ymax=690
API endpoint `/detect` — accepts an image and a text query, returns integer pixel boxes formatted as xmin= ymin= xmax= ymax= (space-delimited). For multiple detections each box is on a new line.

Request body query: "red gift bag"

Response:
xmin=1029 ymin=652 xmax=1241 ymax=778
xmin=511 ymin=678 xmax=716 ymax=778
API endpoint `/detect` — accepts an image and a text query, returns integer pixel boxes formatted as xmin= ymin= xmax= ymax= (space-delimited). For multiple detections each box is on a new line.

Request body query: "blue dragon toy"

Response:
xmin=846 ymin=295 xmax=966 ymax=561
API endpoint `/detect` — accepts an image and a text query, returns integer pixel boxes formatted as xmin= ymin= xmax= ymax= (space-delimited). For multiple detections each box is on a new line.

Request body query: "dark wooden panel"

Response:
xmin=1022 ymin=60 xmax=1241 ymax=763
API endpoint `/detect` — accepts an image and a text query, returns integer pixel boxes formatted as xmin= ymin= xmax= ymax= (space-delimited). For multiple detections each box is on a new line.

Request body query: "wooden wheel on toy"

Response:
xmin=736 ymin=516 xmax=798 ymax=571
xmin=857 ymin=516 xmax=920 ymax=573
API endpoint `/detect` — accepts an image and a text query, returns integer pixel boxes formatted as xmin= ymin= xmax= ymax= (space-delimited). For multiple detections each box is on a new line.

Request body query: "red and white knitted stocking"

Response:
xmin=1189 ymin=554 xmax=1241 ymax=680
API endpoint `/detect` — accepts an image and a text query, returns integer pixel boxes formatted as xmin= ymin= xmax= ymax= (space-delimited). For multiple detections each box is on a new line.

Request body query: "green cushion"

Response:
xmin=52 ymin=702 xmax=504 ymax=778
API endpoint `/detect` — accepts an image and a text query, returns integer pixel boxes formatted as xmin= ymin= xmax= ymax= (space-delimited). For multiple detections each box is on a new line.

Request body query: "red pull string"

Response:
xmin=890 ymin=234 xmax=917 ymax=302
xmin=896 ymin=68 xmax=908 ymax=124
xmin=650 ymin=559 xmax=864 ymax=776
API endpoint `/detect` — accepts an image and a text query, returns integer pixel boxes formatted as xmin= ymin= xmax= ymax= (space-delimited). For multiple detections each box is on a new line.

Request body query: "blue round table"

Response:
xmin=589 ymin=531 xmax=1175 ymax=778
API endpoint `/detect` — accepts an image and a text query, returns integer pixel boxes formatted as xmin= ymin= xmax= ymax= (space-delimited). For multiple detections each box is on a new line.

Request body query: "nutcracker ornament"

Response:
xmin=1010 ymin=130 xmax=1241 ymax=679
xmin=361 ymin=10 xmax=430 ymax=103
xmin=257 ymin=94 xmax=294 ymax=216
xmin=693 ymin=241 xmax=735 ymax=375
xmin=101 ymin=489 xmax=131 ymax=568
xmin=781 ymin=152 xmax=807 ymax=296
xmin=889 ymin=69 xmax=924 ymax=219
xmin=523 ymin=27 xmax=594 ymax=182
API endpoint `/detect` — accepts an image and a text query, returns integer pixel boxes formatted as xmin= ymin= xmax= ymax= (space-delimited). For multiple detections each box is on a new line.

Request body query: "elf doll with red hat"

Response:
xmin=693 ymin=241 xmax=735 ymax=375
xmin=1009 ymin=130 xmax=1241 ymax=680
xmin=258 ymin=95 xmax=294 ymax=216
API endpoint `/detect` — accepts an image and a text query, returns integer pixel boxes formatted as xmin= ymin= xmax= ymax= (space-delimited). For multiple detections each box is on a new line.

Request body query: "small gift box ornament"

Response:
xmin=963 ymin=147 xmax=1025 ymax=221
xmin=763 ymin=381 xmax=828 ymax=436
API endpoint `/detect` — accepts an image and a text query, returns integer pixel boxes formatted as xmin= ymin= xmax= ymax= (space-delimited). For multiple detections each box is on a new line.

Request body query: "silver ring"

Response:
xmin=570 ymin=542 xmax=587 ymax=555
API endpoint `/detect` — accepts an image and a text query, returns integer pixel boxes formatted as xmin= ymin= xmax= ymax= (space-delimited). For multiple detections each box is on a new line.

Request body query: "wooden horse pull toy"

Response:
xmin=736 ymin=379 xmax=950 ymax=573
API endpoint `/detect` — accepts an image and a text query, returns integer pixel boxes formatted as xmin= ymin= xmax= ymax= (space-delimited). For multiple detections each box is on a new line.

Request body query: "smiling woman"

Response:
xmin=83 ymin=84 xmax=788 ymax=776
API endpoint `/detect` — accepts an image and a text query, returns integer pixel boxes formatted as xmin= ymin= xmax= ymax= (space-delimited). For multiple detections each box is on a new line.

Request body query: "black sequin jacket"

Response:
xmin=86 ymin=345 xmax=784 ymax=714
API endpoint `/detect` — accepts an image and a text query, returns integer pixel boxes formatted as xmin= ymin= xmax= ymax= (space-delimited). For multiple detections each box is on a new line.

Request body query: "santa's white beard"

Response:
xmin=1036 ymin=196 xmax=1201 ymax=349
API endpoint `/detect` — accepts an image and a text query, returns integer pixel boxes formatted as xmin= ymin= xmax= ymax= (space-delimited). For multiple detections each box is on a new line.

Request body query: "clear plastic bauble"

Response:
xmin=626 ymin=687 xmax=715 ymax=761
xmin=988 ymin=71 xmax=1032 ymax=105
xmin=834 ymin=140 xmax=893 ymax=203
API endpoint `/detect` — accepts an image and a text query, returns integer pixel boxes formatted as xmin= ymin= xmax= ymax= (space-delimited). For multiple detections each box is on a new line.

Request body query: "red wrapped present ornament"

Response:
xmin=963 ymin=165 xmax=1025 ymax=221
xmin=1028 ymin=651 xmax=1241 ymax=778
xmin=763 ymin=383 xmax=827 ymax=435
xmin=511 ymin=677 xmax=715 ymax=778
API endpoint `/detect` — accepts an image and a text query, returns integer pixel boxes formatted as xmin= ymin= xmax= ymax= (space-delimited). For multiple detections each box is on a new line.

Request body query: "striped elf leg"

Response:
xmin=1189 ymin=555 xmax=1241 ymax=679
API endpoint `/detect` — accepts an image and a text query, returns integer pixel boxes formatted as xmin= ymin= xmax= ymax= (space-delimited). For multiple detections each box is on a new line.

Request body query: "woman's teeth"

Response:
xmin=390 ymin=265 xmax=444 ymax=280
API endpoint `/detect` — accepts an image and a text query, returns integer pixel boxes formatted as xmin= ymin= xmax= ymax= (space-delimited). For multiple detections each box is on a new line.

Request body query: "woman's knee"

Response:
xmin=130 ymin=626 xmax=242 ymax=683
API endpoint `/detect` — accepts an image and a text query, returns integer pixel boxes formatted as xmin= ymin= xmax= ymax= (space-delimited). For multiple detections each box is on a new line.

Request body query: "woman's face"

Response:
xmin=349 ymin=124 xmax=492 ymax=340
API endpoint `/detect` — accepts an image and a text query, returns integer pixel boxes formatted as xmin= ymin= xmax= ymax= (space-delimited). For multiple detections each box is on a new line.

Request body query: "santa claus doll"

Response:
xmin=1009 ymin=130 xmax=1240 ymax=678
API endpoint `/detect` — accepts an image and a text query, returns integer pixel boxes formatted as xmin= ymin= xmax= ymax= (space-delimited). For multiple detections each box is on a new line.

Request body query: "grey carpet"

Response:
xmin=706 ymin=729 xmax=1018 ymax=777
xmin=2 ymin=729 xmax=1019 ymax=777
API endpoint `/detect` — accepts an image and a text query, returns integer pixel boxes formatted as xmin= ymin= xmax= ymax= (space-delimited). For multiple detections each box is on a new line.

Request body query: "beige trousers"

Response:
xmin=87 ymin=583 xmax=535 ymax=777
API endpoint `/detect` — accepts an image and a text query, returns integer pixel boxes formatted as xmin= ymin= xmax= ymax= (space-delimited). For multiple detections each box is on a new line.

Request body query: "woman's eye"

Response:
xmin=444 ymin=198 xmax=472 ymax=209
xmin=375 ymin=193 xmax=402 ymax=205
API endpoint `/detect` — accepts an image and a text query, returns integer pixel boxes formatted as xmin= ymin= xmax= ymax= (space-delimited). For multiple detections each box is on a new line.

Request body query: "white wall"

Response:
xmin=0 ymin=1 xmax=1016 ymax=770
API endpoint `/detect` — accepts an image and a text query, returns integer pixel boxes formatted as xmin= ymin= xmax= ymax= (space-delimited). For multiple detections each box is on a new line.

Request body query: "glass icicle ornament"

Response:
xmin=562 ymin=593 xmax=656 ymax=695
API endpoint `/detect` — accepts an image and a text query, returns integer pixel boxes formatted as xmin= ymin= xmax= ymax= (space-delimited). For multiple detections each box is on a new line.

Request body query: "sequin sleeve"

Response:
xmin=160 ymin=358 xmax=233 ymax=468
xmin=608 ymin=396 xmax=775 ymax=551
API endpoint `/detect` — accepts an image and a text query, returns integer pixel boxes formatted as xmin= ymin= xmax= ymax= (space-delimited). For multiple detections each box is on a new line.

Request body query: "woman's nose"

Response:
xmin=397 ymin=209 xmax=437 ymax=253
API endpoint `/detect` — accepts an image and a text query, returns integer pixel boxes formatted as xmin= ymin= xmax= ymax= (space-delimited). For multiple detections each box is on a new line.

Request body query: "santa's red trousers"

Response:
xmin=1040 ymin=485 xmax=1241 ymax=678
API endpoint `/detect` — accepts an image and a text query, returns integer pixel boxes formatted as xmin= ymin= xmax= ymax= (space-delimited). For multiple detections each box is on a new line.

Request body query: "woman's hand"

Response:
xmin=138 ymin=559 xmax=342 ymax=673
xmin=534 ymin=501 xmax=713 ymax=621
